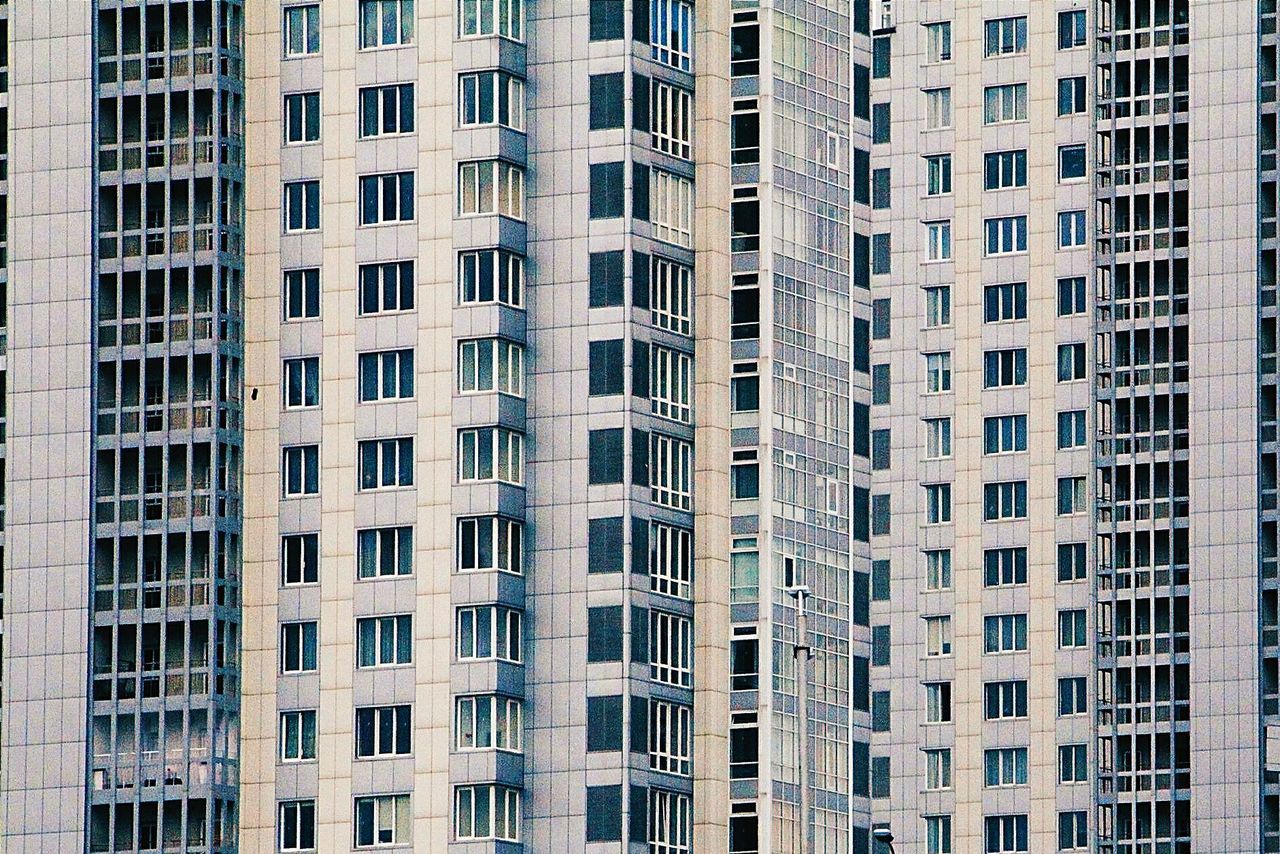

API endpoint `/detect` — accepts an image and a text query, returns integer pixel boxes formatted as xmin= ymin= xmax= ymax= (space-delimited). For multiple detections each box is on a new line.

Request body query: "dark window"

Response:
xmin=872 ymin=36 xmax=891 ymax=77
xmin=853 ymin=148 xmax=870 ymax=205
xmin=872 ymin=168 xmax=891 ymax=209
xmin=1059 ymin=144 xmax=1087 ymax=180
xmin=589 ymin=250 xmax=625 ymax=308
xmin=872 ymin=233 xmax=891 ymax=274
xmin=587 ymin=606 xmax=623 ymax=662
xmin=631 ymin=340 xmax=650 ymax=400
xmin=731 ymin=109 xmax=760 ymax=164
xmin=853 ymin=64 xmax=870 ymax=120
xmin=871 ymin=559 xmax=890 ymax=601
xmin=590 ymin=161 xmax=625 ymax=219
xmin=854 ymin=318 xmax=870 ymax=372
xmin=872 ymin=102 xmax=890 ymax=143
xmin=589 ymin=0 xmax=624 ymax=40
xmin=852 ymin=741 xmax=870 ymax=797
xmin=731 ymin=373 xmax=759 ymax=412
xmin=853 ymin=486 xmax=870 ymax=542
xmin=589 ymin=73 xmax=625 ymax=129
xmin=872 ymin=364 xmax=891 ymax=405
xmin=854 ymin=0 xmax=870 ymax=34
xmin=871 ymin=690 xmax=890 ymax=731
xmin=731 ymin=193 xmax=760 ymax=252
xmin=730 ymin=635 xmax=758 ymax=690
xmin=588 ymin=517 xmax=624 ymax=574
xmin=629 ymin=785 xmax=648 ymax=843
xmin=731 ymin=286 xmax=760 ymax=339
xmin=585 ymin=785 xmax=622 ymax=841
xmin=588 ymin=428 xmax=624 ymax=484
xmin=632 ymin=163 xmax=650 ymax=220
xmin=871 ymin=756 xmax=891 ymax=798
xmin=355 ymin=705 xmax=412 ymax=757
xmin=589 ymin=339 xmax=625 ymax=396
xmin=853 ymin=402 xmax=870 ymax=457
xmin=872 ymin=625 xmax=890 ymax=666
xmin=731 ymin=14 xmax=760 ymax=76
xmin=872 ymin=298 xmax=891 ymax=338
xmin=853 ymin=571 xmax=870 ymax=626
xmin=587 ymin=695 xmax=623 ymax=751
xmin=871 ymin=430 xmax=891 ymax=470
xmin=632 ymin=72 xmax=650 ymax=132
xmin=872 ymin=494 xmax=890 ymax=535
xmin=853 ymin=655 xmax=869 ymax=711
xmin=853 ymin=233 xmax=870 ymax=289
xmin=730 ymin=810 xmax=758 ymax=854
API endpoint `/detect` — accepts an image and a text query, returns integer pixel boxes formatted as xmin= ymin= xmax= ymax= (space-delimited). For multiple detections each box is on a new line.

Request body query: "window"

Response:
xmin=983 ymin=414 xmax=1027 ymax=454
xmin=731 ymin=450 xmax=759 ymax=500
xmin=1058 ymin=410 xmax=1087 ymax=449
xmin=1059 ymin=811 xmax=1088 ymax=851
xmin=459 ymin=249 xmax=523 ymax=308
xmin=926 ymin=221 xmax=952 ymax=261
xmin=984 ymin=681 xmax=1028 ymax=720
xmin=283 ymin=5 xmax=320 ymax=56
xmin=1059 ymin=744 xmax=1088 ymax=783
xmin=731 ymin=100 xmax=760 ymax=164
xmin=457 ymin=516 xmax=524 ymax=575
xmin=985 ymin=216 xmax=1027 ymax=255
xmin=281 ymin=533 xmax=319 ymax=585
xmin=872 ymin=233 xmax=892 ymax=274
xmin=284 ymin=92 xmax=320 ymax=143
xmin=650 ymin=433 xmax=692 ymax=510
xmin=358 ymin=438 xmax=414 ymax=490
xmin=282 ymin=445 xmax=319 ymax=497
xmin=650 ymin=0 xmax=693 ymax=70
xmin=925 ymin=615 xmax=953 ymax=656
xmin=281 ymin=622 xmax=318 ymax=673
xmin=872 ymin=168 xmax=891 ymax=209
xmin=360 ymin=83 xmax=414 ymax=137
xmin=983 ymin=481 xmax=1028 ymax=520
xmin=925 ymin=352 xmax=952 ymax=393
xmin=984 ymin=548 xmax=1027 ymax=587
xmin=649 ymin=789 xmax=691 ymax=853
xmin=456 ymin=605 xmax=523 ymax=662
xmin=356 ymin=615 xmax=412 ymax=667
xmin=359 ymin=349 xmax=415 ymax=402
xmin=730 ymin=277 xmax=759 ymax=339
xmin=983 ymin=348 xmax=1027 ymax=387
xmin=926 ymin=816 xmax=953 ymax=854
xmin=1058 ymin=76 xmax=1087 ymax=115
xmin=458 ymin=0 xmax=524 ymax=41
xmin=984 ymin=84 xmax=1028 ymax=124
xmin=925 ymin=88 xmax=952 ymax=129
xmin=279 ymin=800 xmax=316 ymax=852
xmin=925 ymin=748 xmax=952 ymax=789
xmin=359 ymin=260 xmax=415 ymax=315
xmin=1058 ymin=476 xmax=1088 ymax=515
xmin=731 ymin=11 xmax=760 ymax=76
xmin=455 ymin=695 xmax=522 ymax=752
xmin=284 ymin=180 xmax=319 ymax=232
xmin=985 ymin=815 xmax=1029 ymax=853
xmin=1058 ymin=276 xmax=1086 ymax=316
xmin=454 ymin=785 xmax=520 ymax=842
xmin=731 ymin=362 xmax=760 ymax=413
xmin=925 ymin=22 xmax=952 ymax=62
xmin=872 ymin=36 xmax=891 ymax=77
xmin=984 ymin=282 xmax=1027 ymax=322
xmin=926 ymin=154 xmax=952 ymax=195
xmin=355 ymin=794 xmax=413 ymax=848
xmin=356 ymin=705 xmax=412 ymax=758
xmin=728 ymin=711 xmax=759 ymax=779
xmin=984 ymin=150 xmax=1027 ymax=190
xmin=1059 ymin=677 xmax=1087 ymax=715
xmin=650 ymin=699 xmax=693 ymax=775
xmin=280 ymin=709 xmax=317 ymax=761
xmin=734 ymin=187 xmax=760 ymax=252
xmin=283 ymin=357 xmax=319 ymax=409
xmin=1058 ymin=609 xmax=1087 ymax=648
xmin=1059 ymin=9 xmax=1087 ymax=49
xmin=925 ymin=286 xmax=951 ymax=327
xmin=925 ymin=681 xmax=952 ymax=723
xmin=984 ymin=16 xmax=1027 ymax=55
xmin=731 ymin=629 xmax=759 ymax=690
xmin=360 ymin=0 xmax=414 ymax=48
xmin=1059 ymin=144 xmax=1087 ymax=180
xmin=872 ymin=102 xmax=891 ymax=143
xmin=985 ymin=748 xmax=1028 ymax=787
xmin=651 ymin=346 xmax=692 ymax=423
xmin=650 ymin=610 xmax=693 ymax=687
xmin=652 ymin=80 xmax=692 ymax=159
xmin=925 ymin=483 xmax=952 ymax=524
xmin=457 ymin=427 xmax=524 ymax=485
xmin=650 ymin=520 xmax=693 ymax=600
xmin=1059 ymin=210 xmax=1087 ymax=248
xmin=283 ymin=268 xmax=320 ymax=320
xmin=1057 ymin=342 xmax=1087 ymax=381
xmin=357 ymin=527 xmax=413 ymax=578
xmin=458 ymin=339 xmax=523 ymax=397
xmin=984 ymin=614 xmax=1028 ymax=653
xmin=458 ymin=160 xmax=525 ymax=219
xmin=925 ymin=549 xmax=952 ymax=590
xmin=652 ymin=170 xmax=694 ymax=247
xmin=459 ymin=71 xmax=524 ymax=130
xmin=1058 ymin=542 xmax=1087 ymax=582
xmin=651 ymin=256 xmax=693 ymax=335
xmin=589 ymin=72 xmax=624 ymax=130
xmin=360 ymin=172 xmax=415 ymax=225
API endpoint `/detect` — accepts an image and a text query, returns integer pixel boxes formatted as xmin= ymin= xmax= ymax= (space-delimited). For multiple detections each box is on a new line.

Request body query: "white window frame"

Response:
xmin=985 ymin=681 xmax=1029 ymax=721
xmin=650 ymin=0 xmax=693 ymax=70
xmin=1058 ymin=476 xmax=1088 ymax=515
xmin=359 ymin=171 xmax=415 ymax=225
xmin=283 ymin=356 xmax=320 ymax=410
xmin=355 ymin=704 xmax=412 ymax=758
xmin=458 ymin=0 xmax=524 ymax=41
xmin=924 ymin=21 xmax=952 ymax=63
xmin=458 ymin=70 xmax=526 ymax=131
xmin=355 ymin=793 xmax=413 ymax=847
xmin=1058 ymin=342 xmax=1088 ymax=382
xmin=358 ymin=437 xmax=414 ymax=490
xmin=649 ymin=788 xmax=691 ymax=853
xmin=984 ymin=83 xmax=1028 ymax=124
xmin=283 ymin=267 xmax=320 ymax=320
xmin=984 ymin=16 xmax=1027 ymax=56
xmin=1058 ymin=410 xmax=1088 ymax=449
xmin=925 ymin=285 xmax=951 ymax=327
xmin=282 ymin=444 xmax=319 ymax=497
xmin=1059 ymin=608 xmax=1088 ymax=648
xmin=456 ymin=605 xmax=523 ymax=663
xmin=926 ymin=154 xmax=952 ymax=195
xmin=455 ymin=694 xmax=523 ymax=752
xmin=279 ymin=800 xmax=317 ymax=852
xmin=358 ymin=349 xmax=415 ymax=402
xmin=651 ymin=256 xmax=693 ymax=335
xmin=925 ymin=549 xmax=952 ymax=590
xmin=925 ymin=351 xmax=952 ymax=393
xmin=281 ymin=533 xmax=319 ymax=586
xmin=459 ymin=249 xmax=524 ymax=307
xmin=650 ymin=609 xmax=693 ymax=687
xmin=359 ymin=260 xmax=415 ymax=315
xmin=356 ymin=526 xmax=413 ymax=578
xmin=925 ymin=747 xmax=953 ymax=790
xmin=458 ymin=160 xmax=525 ymax=219
xmin=925 ymin=681 xmax=952 ymax=723
xmin=281 ymin=621 xmax=318 ymax=673
xmin=454 ymin=785 xmax=520 ymax=842
xmin=652 ymin=170 xmax=694 ymax=247
xmin=984 ymin=215 xmax=1029 ymax=255
xmin=651 ymin=433 xmax=692 ymax=510
xmin=925 ymin=417 xmax=952 ymax=459
xmin=359 ymin=0 xmax=415 ymax=49
xmin=925 ymin=483 xmax=952 ymax=524
xmin=984 ymin=348 xmax=1028 ymax=387
xmin=985 ymin=814 xmax=1029 ymax=853
xmin=984 ymin=281 xmax=1027 ymax=322
xmin=359 ymin=83 xmax=414 ymax=138
xmin=1059 ymin=210 xmax=1087 ymax=247
xmin=651 ymin=345 xmax=692 ymax=423
xmin=284 ymin=180 xmax=320 ymax=233
xmin=456 ymin=516 xmax=524 ymax=575
xmin=283 ymin=4 xmax=320 ymax=57
xmin=985 ymin=547 xmax=1028 ymax=587
xmin=984 ymin=613 xmax=1028 ymax=653
xmin=984 ymin=149 xmax=1027 ymax=189
xmin=925 ymin=615 xmax=953 ymax=656
xmin=458 ymin=338 xmax=524 ymax=397
xmin=925 ymin=220 xmax=952 ymax=261
xmin=1059 ymin=744 xmax=1088 ymax=783
xmin=925 ymin=87 xmax=952 ymax=129
xmin=985 ymin=747 xmax=1029 ymax=787
xmin=650 ymin=699 xmax=693 ymax=776
xmin=926 ymin=815 xmax=953 ymax=854
xmin=652 ymin=80 xmax=692 ymax=159
xmin=457 ymin=426 xmax=524 ymax=485
xmin=650 ymin=520 xmax=692 ymax=600
xmin=356 ymin=614 xmax=413 ymax=667
xmin=280 ymin=709 xmax=317 ymax=762
xmin=284 ymin=92 xmax=320 ymax=144
xmin=983 ymin=414 xmax=1028 ymax=455
xmin=983 ymin=480 xmax=1028 ymax=520
xmin=1058 ymin=76 xmax=1087 ymax=116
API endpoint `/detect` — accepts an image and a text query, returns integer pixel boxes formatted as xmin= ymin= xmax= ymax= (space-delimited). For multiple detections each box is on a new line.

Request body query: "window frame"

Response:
xmin=353 ymin=793 xmax=412 ymax=848
xmin=283 ymin=267 xmax=321 ymax=320
xmin=356 ymin=704 xmax=413 ymax=758
xmin=456 ymin=515 xmax=525 ymax=575
xmin=358 ymin=348 xmax=416 ymax=403
xmin=359 ymin=0 xmax=415 ymax=49
xmin=455 ymin=605 xmax=524 ymax=663
xmin=284 ymin=91 xmax=321 ymax=144
xmin=457 ymin=426 xmax=525 ymax=485
xmin=358 ymin=437 xmax=415 ymax=490
xmin=359 ymin=171 xmax=416 ymax=226
xmin=280 ymin=708 xmax=318 ymax=762
xmin=458 ymin=70 xmax=526 ymax=131
xmin=284 ymin=179 xmax=320 ymax=233
xmin=283 ymin=356 xmax=320 ymax=410
xmin=984 ymin=16 xmax=1027 ymax=56
xmin=455 ymin=694 xmax=523 ymax=753
xmin=359 ymin=82 xmax=415 ymax=138
xmin=283 ymin=4 xmax=321 ymax=57
xmin=356 ymin=614 xmax=414 ymax=668
xmin=359 ymin=260 xmax=415 ymax=315
xmin=457 ymin=159 xmax=526 ymax=219
xmin=457 ymin=0 xmax=524 ymax=41
xmin=356 ymin=526 xmax=414 ymax=579
xmin=457 ymin=338 xmax=525 ymax=398
xmin=983 ymin=83 xmax=1028 ymax=124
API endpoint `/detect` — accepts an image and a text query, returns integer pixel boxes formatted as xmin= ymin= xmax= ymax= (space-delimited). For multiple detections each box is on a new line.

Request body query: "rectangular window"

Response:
xmin=1058 ymin=76 xmax=1087 ymax=115
xmin=925 ymin=549 xmax=952 ymax=590
xmin=1059 ymin=144 xmax=1087 ymax=180
xmin=455 ymin=695 xmax=522 ymax=752
xmin=356 ymin=705 xmax=412 ymax=758
xmin=984 ymin=681 xmax=1028 ymax=720
xmin=925 ymin=352 xmax=952 ymax=393
xmin=283 ymin=357 xmax=320 ymax=409
xmin=1058 ymin=609 xmax=1087 ymax=648
xmin=281 ymin=533 xmax=319 ymax=585
xmin=650 ymin=610 xmax=693 ymax=687
xmin=1059 ymin=744 xmax=1088 ymax=783
xmin=731 ymin=277 xmax=760 ymax=339
xmin=649 ymin=789 xmax=691 ymax=852
xmin=359 ymin=260 xmax=415 ymax=315
xmin=926 ymin=154 xmax=952 ymax=195
xmin=283 ymin=4 xmax=320 ymax=56
xmin=984 ymin=547 xmax=1028 ymax=587
xmin=279 ymin=800 xmax=317 ymax=852
xmin=872 ymin=102 xmax=891 ymax=143
xmin=456 ymin=605 xmax=523 ymax=662
xmin=1058 ymin=276 xmax=1086 ymax=316
xmin=651 ymin=699 xmax=693 ymax=776
xmin=983 ymin=414 xmax=1027 ymax=454
xmin=459 ymin=249 xmax=523 ymax=308
xmin=731 ymin=630 xmax=759 ymax=691
xmin=282 ymin=445 xmax=319 ymax=497
xmin=731 ymin=100 xmax=760 ymax=164
xmin=358 ymin=438 xmax=414 ymax=490
xmin=731 ymin=11 xmax=760 ymax=75
xmin=356 ymin=615 xmax=413 ymax=667
xmin=730 ymin=450 xmax=759 ymax=501
xmin=925 ymin=748 xmax=952 ymax=790
xmin=457 ymin=516 xmax=524 ymax=575
xmin=983 ymin=481 xmax=1028 ymax=520
xmin=281 ymin=621 xmax=318 ymax=673
xmin=652 ymin=170 xmax=694 ymax=247
xmin=354 ymin=795 xmax=412 ymax=848
xmin=927 ymin=816 xmax=953 ymax=854
xmin=457 ymin=427 xmax=524 ymax=485
xmin=1057 ymin=342 xmax=1087 ymax=382
xmin=651 ymin=345 xmax=692 ymax=423
xmin=983 ymin=613 xmax=1028 ymax=653
xmin=360 ymin=83 xmax=414 ymax=137
xmin=1059 ymin=677 xmax=1087 ymax=715
xmin=873 ymin=36 xmax=891 ymax=77
xmin=650 ymin=0 xmax=693 ymax=70
xmin=925 ymin=286 xmax=951 ymax=327
xmin=650 ymin=520 xmax=693 ymax=600
xmin=360 ymin=172 xmax=415 ymax=225
xmin=651 ymin=433 xmax=692 ymax=510
xmin=454 ymin=785 xmax=520 ymax=842
xmin=925 ymin=615 xmax=953 ymax=656
xmin=1059 ymin=811 xmax=1088 ymax=851
xmin=283 ymin=268 xmax=320 ymax=320
xmin=925 ymin=88 xmax=952 ymax=129
xmin=1059 ymin=9 xmax=1087 ymax=49
xmin=359 ymin=0 xmax=414 ymax=48
xmin=729 ymin=538 xmax=759 ymax=602
xmin=925 ymin=22 xmax=952 ymax=63
xmin=926 ymin=221 xmax=952 ymax=261
xmin=359 ymin=349 xmax=415 ymax=402
xmin=284 ymin=92 xmax=320 ymax=144
xmin=731 ymin=363 xmax=759 ymax=412
xmin=983 ymin=348 xmax=1028 ymax=387
xmin=1058 ymin=542 xmax=1087 ymax=582
xmin=985 ymin=814 xmax=1029 ymax=853
xmin=458 ymin=0 xmax=524 ymax=41
xmin=284 ymin=180 xmax=320 ymax=232
xmin=984 ymin=216 xmax=1028 ymax=255
xmin=651 ymin=256 xmax=693 ymax=335
xmin=984 ymin=16 xmax=1027 ymax=55
xmin=458 ymin=339 xmax=524 ymax=397
xmin=925 ymin=681 xmax=952 ymax=723
xmin=1058 ymin=476 xmax=1088 ymax=515
xmin=1059 ymin=210 xmax=1087 ymax=247
xmin=983 ymin=282 xmax=1027 ymax=322
xmin=458 ymin=160 xmax=525 ymax=219
xmin=280 ymin=709 xmax=317 ymax=761
xmin=652 ymin=80 xmax=692 ymax=159
xmin=984 ymin=150 xmax=1027 ymax=189
xmin=984 ymin=748 xmax=1029 ymax=787
xmin=925 ymin=483 xmax=952 ymax=524
xmin=984 ymin=83 xmax=1028 ymax=124
xmin=357 ymin=526 xmax=414 ymax=578
xmin=459 ymin=70 xmax=525 ymax=130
